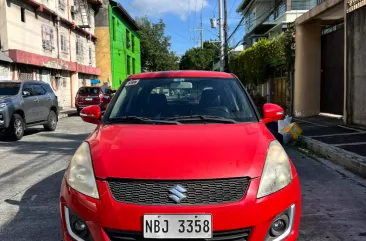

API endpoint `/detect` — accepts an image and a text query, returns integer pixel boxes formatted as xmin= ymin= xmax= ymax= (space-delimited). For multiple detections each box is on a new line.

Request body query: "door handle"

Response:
xmin=33 ymin=99 xmax=38 ymax=102
xmin=47 ymin=98 xmax=51 ymax=100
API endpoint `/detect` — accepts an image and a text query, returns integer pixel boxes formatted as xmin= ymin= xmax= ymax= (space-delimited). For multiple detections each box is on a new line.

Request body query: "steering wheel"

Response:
xmin=203 ymin=106 xmax=230 ymax=117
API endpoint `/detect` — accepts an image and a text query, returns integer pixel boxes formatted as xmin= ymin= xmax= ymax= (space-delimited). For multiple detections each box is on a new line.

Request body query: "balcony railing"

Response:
xmin=274 ymin=1 xmax=286 ymax=20
xmin=291 ymin=1 xmax=317 ymax=10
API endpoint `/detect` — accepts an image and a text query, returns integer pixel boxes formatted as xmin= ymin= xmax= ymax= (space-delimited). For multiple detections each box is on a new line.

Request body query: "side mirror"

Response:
xmin=22 ymin=91 xmax=31 ymax=97
xmin=262 ymin=103 xmax=284 ymax=124
xmin=80 ymin=105 xmax=101 ymax=125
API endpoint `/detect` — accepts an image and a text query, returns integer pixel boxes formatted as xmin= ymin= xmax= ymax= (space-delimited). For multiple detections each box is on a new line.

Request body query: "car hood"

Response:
xmin=88 ymin=123 xmax=275 ymax=180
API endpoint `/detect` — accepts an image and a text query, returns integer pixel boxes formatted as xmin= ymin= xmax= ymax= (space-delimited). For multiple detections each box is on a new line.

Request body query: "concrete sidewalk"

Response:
xmin=58 ymin=108 xmax=77 ymax=119
xmin=294 ymin=116 xmax=366 ymax=177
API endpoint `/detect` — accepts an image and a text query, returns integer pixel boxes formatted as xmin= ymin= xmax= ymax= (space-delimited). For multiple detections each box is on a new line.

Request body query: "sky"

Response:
xmin=118 ymin=0 xmax=245 ymax=56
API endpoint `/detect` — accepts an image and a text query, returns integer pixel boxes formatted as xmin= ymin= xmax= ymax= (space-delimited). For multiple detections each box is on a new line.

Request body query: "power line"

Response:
xmin=125 ymin=0 xmax=190 ymax=42
xmin=229 ymin=0 xmax=238 ymax=15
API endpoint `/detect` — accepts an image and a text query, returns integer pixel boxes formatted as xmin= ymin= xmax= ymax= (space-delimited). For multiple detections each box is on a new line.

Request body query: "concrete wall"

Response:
xmin=294 ymin=20 xmax=321 ymax=117
xmin=95 ymin=26 xmax=111 ymax=85
xmin=6 ymin=0 xmax=58 ymax=59
xmin=4 ymin=0 xmax=95 ymax=65
xmin=0 ymin=0 xmax=8 ymax=51
xmin=346 ymin=5 xmax=366 ymax=125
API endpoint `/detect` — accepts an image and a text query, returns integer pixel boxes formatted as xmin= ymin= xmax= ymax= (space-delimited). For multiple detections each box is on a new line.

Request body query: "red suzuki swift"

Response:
xmin=60 ymin=71 xmax=301 ymax=241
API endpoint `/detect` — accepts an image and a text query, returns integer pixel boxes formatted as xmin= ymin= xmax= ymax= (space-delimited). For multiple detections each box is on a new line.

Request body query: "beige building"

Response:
xmin=0 ymin=0 xmax=101 ymax=109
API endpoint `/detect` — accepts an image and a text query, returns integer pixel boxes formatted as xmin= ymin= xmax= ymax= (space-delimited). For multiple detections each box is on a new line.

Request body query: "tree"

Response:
xmin=179 ymin=42 xmax=220 ymax=70
xmin=136 ymin=17 xmax=179 ymax=72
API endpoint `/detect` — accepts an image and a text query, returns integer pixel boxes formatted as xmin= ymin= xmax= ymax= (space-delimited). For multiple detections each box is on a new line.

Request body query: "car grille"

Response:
xmin=107 ymin=177 xmax=250 ymax=205
xmin=105 ymin=228 xmax=252 ymax=241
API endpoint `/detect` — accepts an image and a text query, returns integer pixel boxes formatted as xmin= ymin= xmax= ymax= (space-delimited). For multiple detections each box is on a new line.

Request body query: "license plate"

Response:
xmin=85 ymin=98 xmax=92 ymax=101
xmin=143 ymin=214 xmax=212 ymax=239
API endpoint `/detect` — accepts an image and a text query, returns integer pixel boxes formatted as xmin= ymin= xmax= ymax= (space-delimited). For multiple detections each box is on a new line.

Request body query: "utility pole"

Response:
xmin=218 ymin=0 xmax=224 ymax=72
xmin=223 ymin=0 xmax=229 ymax=72
xmin=190 ymin=11 xmax=203 ymax=48
xmin=200 ymin=11 xmax=203 ymax=49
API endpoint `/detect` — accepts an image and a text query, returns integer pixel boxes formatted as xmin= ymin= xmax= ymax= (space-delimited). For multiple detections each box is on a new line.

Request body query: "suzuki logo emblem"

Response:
xmin=169 ymin=185 xmax=187 ymax=203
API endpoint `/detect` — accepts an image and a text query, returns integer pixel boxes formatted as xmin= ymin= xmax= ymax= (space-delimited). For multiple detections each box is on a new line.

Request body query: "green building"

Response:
xmin=95 ymin=0 xmax=141 ymax=89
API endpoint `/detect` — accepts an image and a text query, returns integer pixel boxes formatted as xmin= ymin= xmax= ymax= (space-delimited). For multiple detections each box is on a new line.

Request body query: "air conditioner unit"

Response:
xmin=70 ymin=5 xmax=77 ymax=13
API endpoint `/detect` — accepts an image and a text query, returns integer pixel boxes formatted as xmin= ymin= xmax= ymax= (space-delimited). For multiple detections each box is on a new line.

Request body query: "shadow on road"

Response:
xmin=0 ymin=170 xmax=64 ymax=241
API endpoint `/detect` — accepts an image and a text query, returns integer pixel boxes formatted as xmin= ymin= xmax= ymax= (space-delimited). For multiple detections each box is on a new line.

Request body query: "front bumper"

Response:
xmin=0 ymin=107 xmax=11 ymax=129
xmin=60 ymin=175 xmax=301 ymax=241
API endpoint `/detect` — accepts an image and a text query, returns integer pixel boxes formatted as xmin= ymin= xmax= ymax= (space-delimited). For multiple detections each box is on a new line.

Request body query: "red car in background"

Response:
xmin=75 ymin=86 xmax=114 ymax=113
xmin=61 ymin=71 xmax=301 ymax=241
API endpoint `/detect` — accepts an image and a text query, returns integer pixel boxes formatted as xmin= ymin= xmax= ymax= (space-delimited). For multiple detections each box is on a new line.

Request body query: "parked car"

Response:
xmin=75 ymin=86 xmax=113 ymax=114
xmin=60 ymin=71 xmax=301 ymax=241
xmin=0 ymin=80 xmax=59 ymax=141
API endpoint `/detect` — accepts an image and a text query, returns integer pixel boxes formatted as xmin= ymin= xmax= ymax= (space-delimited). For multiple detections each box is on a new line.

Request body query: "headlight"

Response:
xmin=66 ymin=142 xmax=99 ymax=199
xmin=0 ymin=102 xmax=9 ymax=108
xmin=257 ymin=140 xmax=292 ymax=198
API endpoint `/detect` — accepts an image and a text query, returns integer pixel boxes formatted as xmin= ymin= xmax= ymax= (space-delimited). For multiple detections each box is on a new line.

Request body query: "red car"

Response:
xmin=60 ymin=71 xmax=301 ymax=241
xmin=75 ymin=86 xmax=113 ymax=113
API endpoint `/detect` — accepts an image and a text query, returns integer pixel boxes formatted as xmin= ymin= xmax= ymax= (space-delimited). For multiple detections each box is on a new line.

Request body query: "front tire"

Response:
xmin=44 ymin=110 xmax=57 ymax=131
xmin=5 ymin=114 xmax=25 ymax=141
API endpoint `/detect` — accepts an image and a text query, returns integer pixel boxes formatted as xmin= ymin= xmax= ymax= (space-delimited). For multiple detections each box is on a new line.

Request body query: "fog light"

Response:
xmin=270 ymin=216 xmax=288 ymax=236
xmin=64 ymin=206 xmax=92 ymax=241
xmin=74 ymin=220 xmax=86 ymax=232
xmin=265 ymin=204 xmax=295 ymax=241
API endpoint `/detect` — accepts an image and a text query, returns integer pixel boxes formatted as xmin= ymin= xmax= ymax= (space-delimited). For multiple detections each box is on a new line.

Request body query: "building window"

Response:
xmin=127 ymin=56 xmax=131 ymax=75
xmin=132 ymin=35 xmax=135 ymax=52
xmin=58 ymin=0 xmax=66 ymax=11
xmin=76 ymin=36 xmax=84 ymax=60
xmin=21 ymin=8 xmax=26 ymax=22
xmin=41 ymin=25 xmax=54 ymax=52
xmin=126 ymin=30 xmax=131 ymax=48
xmin=112 ymin=17 xmax=116 ymax=41
xmin=89 ymin=47 xmax=92 ymax=65
xmin=60 ymin=34 xmax=69 ymax=54
xmin=132 ymin=58 xmax=135 ymax=74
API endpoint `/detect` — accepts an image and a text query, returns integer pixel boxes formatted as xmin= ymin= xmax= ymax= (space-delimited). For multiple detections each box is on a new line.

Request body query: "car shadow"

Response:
xmin=0 ymin=126 xmax=47 ymax=141
xmin=0 ymin=170 xmax=64 ymax=241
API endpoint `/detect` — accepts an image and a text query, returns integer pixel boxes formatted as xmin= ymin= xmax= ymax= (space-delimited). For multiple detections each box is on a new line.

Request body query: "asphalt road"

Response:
xmin=0 ymin=117 xmax=366 ymax=241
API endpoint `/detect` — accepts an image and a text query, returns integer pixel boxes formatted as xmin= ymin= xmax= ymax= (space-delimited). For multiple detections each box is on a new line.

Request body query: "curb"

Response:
xmin=296 ymin=136 xmax=366 ymax=177
xmin=58 ymin=110 xmax=77 ymax=120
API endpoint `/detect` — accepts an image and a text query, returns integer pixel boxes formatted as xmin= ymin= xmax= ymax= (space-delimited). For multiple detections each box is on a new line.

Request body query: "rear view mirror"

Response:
xmin=262 ymin=103 xmax=284 ymax=124
xmin=170 ymin=82 xmax=193 ymax=89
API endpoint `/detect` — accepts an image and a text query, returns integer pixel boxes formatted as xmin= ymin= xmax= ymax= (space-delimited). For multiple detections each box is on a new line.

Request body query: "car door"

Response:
xmin=22 ymin=83 xmax=39 ymax=123
xmin=32 ymin=84 xmax=50 ymax=121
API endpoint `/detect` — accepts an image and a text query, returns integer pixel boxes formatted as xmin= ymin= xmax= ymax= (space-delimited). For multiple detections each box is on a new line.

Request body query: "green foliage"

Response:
xmin=179 ymin=42 xmax=220 ymax=70
xmin=229 ymin=26 xmax=295 ymax=87
xmin=136 ymin=17 xmax=179 ymax=72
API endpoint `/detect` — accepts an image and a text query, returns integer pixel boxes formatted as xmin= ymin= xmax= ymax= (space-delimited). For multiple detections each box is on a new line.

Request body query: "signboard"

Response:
xmin=91 ymin=79 xmax=100 ymax=85
xmin=347 ymin=0 xmax=366 ymax=13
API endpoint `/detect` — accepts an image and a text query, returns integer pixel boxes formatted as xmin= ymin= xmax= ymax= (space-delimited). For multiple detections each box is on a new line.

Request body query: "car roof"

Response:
xmin=128 ymin=71 xmax=234 ymax=79
xmin=0 ymin=80 xmax=48 ymax=84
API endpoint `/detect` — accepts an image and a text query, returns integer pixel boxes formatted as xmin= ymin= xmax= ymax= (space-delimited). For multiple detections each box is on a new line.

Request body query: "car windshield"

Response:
xmin=106 ymin=78 xmax=257 ymax=123
xmin=78 ymin=87 xmax=100 ymax=94
xmin=0 ymin=82 xmax=21 ymax=96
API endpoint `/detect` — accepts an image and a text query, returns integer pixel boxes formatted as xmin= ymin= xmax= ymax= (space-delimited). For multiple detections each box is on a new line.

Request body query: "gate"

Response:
xmin=320 ymin=25 xmax=344 ymax=115
xmin=273 ymin=66 xmax=287 ymax=109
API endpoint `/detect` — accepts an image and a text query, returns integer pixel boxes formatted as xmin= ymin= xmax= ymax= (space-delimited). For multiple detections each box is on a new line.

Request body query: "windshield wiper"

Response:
xmin=165 ymin=115 xmax=236 ymax=123
xmin=107 ymin=116 xmax=181 ymax=125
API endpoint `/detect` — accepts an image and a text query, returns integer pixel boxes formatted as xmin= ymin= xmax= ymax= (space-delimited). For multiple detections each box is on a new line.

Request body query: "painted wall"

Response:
xmin=4 ymin=0 xmax=96 ymax=67
xmin=0 ymin=0 xmax=9 ymax=51
xmin=109 ymin=5 xmax=141 ymax=89
xmin=244 ymin=1 xmax=272 ymax=33
xmin=95 ymin=26 xmax=112 ymax=85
